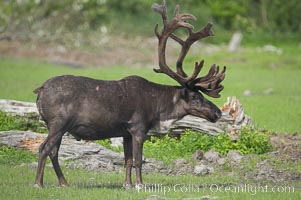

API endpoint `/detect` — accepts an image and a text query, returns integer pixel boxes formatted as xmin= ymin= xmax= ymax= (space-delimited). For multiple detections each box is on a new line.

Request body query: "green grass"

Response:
xmin=0 ymin=132 xmax=300 ymax=200
xmin=0 ymin=146 xmax=37 ymax=165
xmin=0 ymin=58 xmax=174 ymax=101
xmin=1 ymin=44 xmax=300 ymax=133
xmin=0 ymin=158 xmax=300 ymax=200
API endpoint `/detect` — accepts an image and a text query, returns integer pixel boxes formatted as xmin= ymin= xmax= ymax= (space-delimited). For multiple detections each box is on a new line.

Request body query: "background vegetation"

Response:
xmin=1 ymin=0 xmax=300 ymax=43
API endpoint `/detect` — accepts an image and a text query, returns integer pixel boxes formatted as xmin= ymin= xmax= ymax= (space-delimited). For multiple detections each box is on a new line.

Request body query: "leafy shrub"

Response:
xmin=0 ymin=110 xmax=47 ymax=133
xmin=96 ymin=128 xmax=273 ymax=164
xmin=1 ymin=0 xmax=299 ymax=43
xmin=0 ymin=146 xmax=37 ymax=165
xmin=96 ymin=139 xmax=123 ymax=153
xmin=236 ymin=128 xmax=273 ymax=155
xmin=143 ymin=128 xmax=273 ymax=164
xmin=0 ymin=110 xmax=17 ymax=131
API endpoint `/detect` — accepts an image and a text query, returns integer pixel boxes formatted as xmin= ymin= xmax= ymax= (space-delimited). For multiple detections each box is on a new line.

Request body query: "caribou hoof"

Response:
xmin=33 ymin=183 xmax=43 ymax=189
xmin=60 ymin=183 xmax=69 ymax=187
xmin=59 ymin=179 xmax=69 ymax=187
xmin=123 ymin=183 xmax=133 ymax=189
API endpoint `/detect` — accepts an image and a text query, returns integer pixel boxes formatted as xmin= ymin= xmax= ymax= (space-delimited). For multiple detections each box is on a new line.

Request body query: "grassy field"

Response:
xmin=0 ymin=45 xmax=300 ymax=133
xmin=0 ymin=42 xmax=301 ymax=200
xmin=0 ymin=132 xmax=300 ymax=200
xmin=0 ymin=157 xmax=300 ymax=200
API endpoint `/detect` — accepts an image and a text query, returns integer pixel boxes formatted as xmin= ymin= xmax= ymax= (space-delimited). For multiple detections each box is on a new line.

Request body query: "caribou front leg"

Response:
xmin=123 ymin=136 xmax=133 ymax=189
xmin=132 ymin=134 xmax=145 ymax=188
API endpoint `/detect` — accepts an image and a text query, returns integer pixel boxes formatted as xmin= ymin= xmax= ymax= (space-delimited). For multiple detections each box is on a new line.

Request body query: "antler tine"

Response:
xmin=192 ymin=65 xmax=226 ymax=98
xmin=175 ymin=23 xmax=214 ymax=78
xmin=152 ymin=0 xmax=168 ymax=26
xmin=152 ymin=0 xmax=199 ymax=86
xmin=198 ymin=85 xmax=224 ymax=98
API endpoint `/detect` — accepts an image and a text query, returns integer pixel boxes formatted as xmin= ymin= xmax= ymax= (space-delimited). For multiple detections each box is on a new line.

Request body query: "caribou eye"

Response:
xmin=191 ymin=93 xmax=201 ymax=102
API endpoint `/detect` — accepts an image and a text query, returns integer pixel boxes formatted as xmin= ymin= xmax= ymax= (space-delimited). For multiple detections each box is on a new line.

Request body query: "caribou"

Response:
xmin=33 ymin=0 xmax=226 ymax=188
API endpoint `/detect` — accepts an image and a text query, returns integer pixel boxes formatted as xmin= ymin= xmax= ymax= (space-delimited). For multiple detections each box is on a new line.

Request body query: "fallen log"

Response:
xmin=0 ymin=97 xmax=252 ymax=137
xmin=0 ymin=130 xmax=169 ymax=173
xmin=0 ymin=99 xmax=38 ymax=115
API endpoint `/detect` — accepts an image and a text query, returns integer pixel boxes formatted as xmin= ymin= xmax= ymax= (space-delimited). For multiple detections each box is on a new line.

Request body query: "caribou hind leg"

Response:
xmin=49 ymin=137 xmax=68 ymax=187
xmin=34 ymin=122 xmax=68 ymax=188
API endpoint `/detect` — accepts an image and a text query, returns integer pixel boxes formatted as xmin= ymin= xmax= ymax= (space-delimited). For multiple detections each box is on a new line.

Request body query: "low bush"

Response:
xmin=96 ymin=128 xmax=273 ymax=164
xmin=96 ymin=139 xmax=123 ymax=153
xmin=0 ymin=110 xmax=47 ymax=133
xmin=0 ymin=146 xmax=37 ymax=165
xmin=143 ymin=128 xmax=273 ymax=164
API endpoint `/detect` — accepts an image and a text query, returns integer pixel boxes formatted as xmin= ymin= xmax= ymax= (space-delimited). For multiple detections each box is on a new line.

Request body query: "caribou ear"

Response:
xmin=180 ymin=88 xmax=189 ymax=97
xmin=179 ymin=88 xmax=190 ymax=103
xmin=173 ymin=88 xmax=188 ymax=103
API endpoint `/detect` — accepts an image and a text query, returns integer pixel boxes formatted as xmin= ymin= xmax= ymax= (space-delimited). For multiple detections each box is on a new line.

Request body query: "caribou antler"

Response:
xmin=192 ymin=65 xmax=226 ymax=98
xmin=152 ymin=0 xmax=226 ymax=98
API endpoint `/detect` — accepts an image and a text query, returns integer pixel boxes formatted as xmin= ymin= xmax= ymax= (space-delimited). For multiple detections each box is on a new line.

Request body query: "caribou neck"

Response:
xmin=157 ymin=86 xmax=187 ymax=122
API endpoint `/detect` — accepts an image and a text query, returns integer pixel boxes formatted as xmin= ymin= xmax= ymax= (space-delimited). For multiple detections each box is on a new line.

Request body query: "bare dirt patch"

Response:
xmin=270 ymin=132 xmax=301 ymax=163
xmin=20 ymin=135 xmax=45 ymax=153
xmin=0 ymin=38 xmax=159 ymax=68
xmin=0 ymin=38 xmax=219 ymax=68
xmin=245 ymin=132 xmax=301 ymax=183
